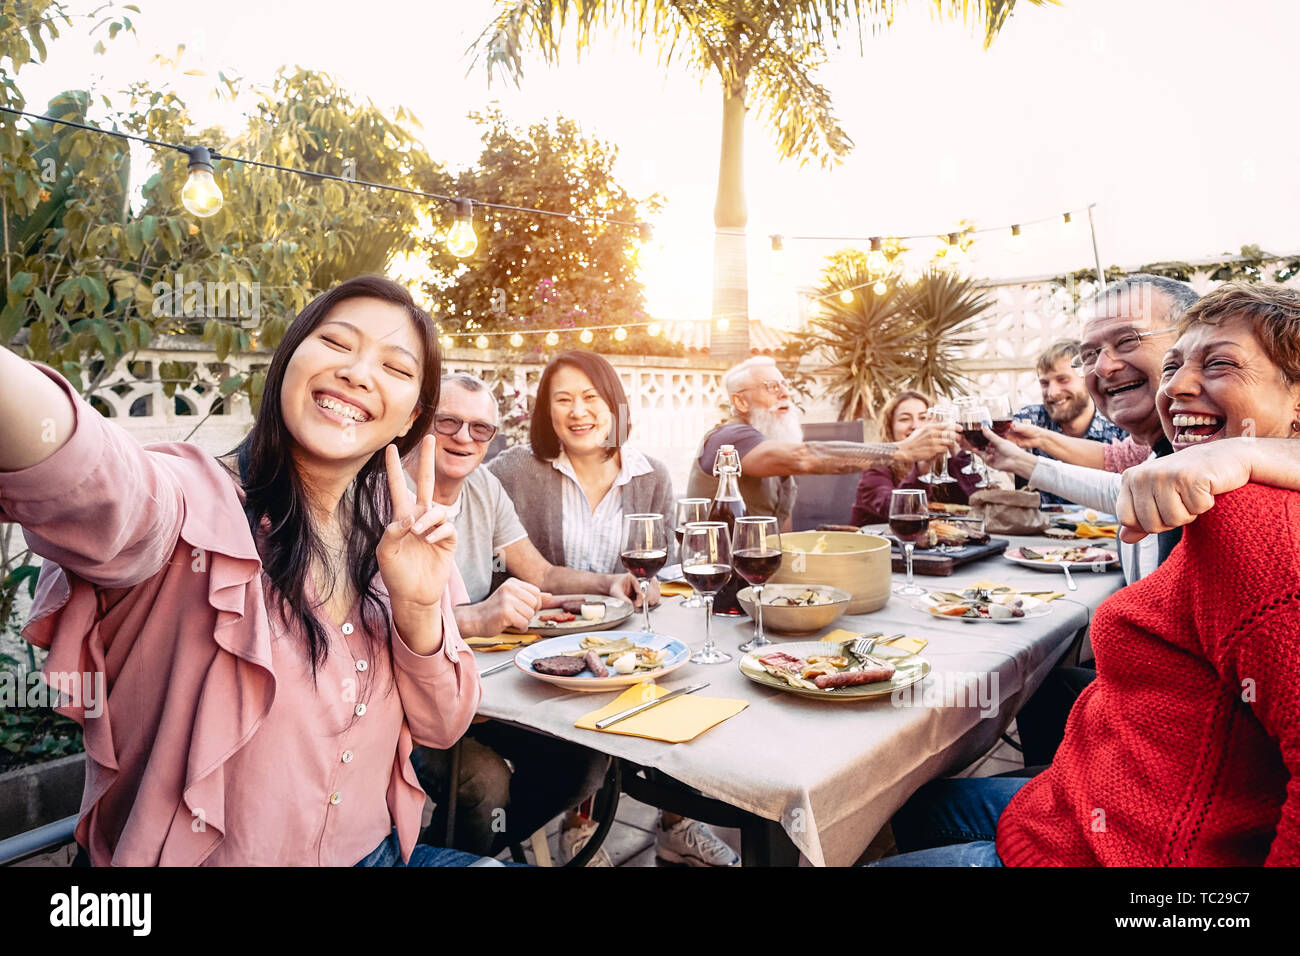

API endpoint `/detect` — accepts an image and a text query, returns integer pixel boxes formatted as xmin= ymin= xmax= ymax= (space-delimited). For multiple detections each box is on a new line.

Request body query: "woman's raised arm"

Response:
xmin=0 ymin=348 xmax=77 ymax=471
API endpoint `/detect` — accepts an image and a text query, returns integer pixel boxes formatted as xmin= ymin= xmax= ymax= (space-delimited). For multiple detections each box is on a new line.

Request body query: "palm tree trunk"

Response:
xmin=710 ymin=82 xmax=750 ymax=361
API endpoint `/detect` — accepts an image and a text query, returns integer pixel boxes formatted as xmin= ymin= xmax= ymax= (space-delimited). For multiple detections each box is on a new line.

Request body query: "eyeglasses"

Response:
xmin=1072 ymin=327 xmax=1177 ymax=371
xmin=433 ymin=413 xmax=498 ymax=442
xmin=736 ymin=379 xmax=791 ymax=397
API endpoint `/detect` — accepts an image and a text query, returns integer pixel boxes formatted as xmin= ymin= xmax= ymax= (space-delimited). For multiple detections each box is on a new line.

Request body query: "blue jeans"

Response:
xmin=869 ymin=777 xmax=1030 ymax=867
xmin=354 ymin=829 xmax=512 ymax=867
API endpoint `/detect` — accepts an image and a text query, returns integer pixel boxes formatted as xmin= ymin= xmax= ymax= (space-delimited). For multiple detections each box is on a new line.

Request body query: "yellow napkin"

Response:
xmin=575 ymin=682 xmax=747 ymax=743
xmin=466 ymin=633 xmax=544 ymax=653
xmin=1075 ymin=523 xmax=1118 ymax=539
xmin=970 ymin=580 xmax=1064 ymax=602
xmin=659 ymin=581 xmax=695 ymax=598
xmin=821 ymin=629 xmax=929 ymax=655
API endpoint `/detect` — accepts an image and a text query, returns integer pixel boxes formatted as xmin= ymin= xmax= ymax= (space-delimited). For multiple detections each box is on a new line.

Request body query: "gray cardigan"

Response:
xmin=486 ymin=444 xmax=678 ymax=567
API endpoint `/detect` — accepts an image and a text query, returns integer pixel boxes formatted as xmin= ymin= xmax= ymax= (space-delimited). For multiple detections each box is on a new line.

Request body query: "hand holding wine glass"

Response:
xmin=621 ymin=514 xmax=668 ymax=633
xmin=889 ymin=488 xmax=930 ymax=597
xmin=681 ymin=522 xmax=733 ymax=664
xmin=732 ymin=516 xmax=782 ymax=653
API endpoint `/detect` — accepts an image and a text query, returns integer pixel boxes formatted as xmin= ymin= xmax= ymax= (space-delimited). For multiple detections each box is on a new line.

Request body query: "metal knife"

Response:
xmin=595 ymin=681 xmax=710 ymax=729
xmin=478 ymin=658 xmax=517 ymax=677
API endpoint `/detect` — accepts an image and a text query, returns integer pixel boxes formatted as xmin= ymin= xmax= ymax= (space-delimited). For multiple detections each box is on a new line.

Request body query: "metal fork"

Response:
xmin=847 ymin=633 xmax=905 ymax=668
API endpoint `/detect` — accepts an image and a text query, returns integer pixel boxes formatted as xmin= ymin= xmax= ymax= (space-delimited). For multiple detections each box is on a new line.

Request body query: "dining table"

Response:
xmin=472 ymin=531 xmax=1126 ymax=867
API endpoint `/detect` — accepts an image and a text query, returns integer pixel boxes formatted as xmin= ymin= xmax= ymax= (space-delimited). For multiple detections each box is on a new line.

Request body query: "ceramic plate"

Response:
xmin=509 ymin=594 xmax=635 ymax=636
xmin=738 ymin=641 xmax=930 ymax=702
xmin=911 ymin=592 xmax=1052 ymax=624
xmin=514 ymin=630 xmax=690 ymax=692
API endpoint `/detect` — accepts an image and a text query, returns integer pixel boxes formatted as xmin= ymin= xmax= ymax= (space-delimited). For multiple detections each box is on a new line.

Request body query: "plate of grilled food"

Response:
xmin=507 ymin=594 xmax=635 ymax=636
xmin=912 ymin=588 xmax=1052 ymax=623
xmin=1004 ymin=545 xmax=1119 ymax=572
xmin=515 ymin=631 xmax=690 ymax=692
xmin=738 ymin=640 xmax=930 ymax=701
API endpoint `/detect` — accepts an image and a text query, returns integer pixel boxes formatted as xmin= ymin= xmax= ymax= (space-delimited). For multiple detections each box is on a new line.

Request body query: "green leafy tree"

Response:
xmin=420 ymin=106 xmax=677 ymax=357
xmin=802 ymin=254 xmax=986 ymax=421
xmin=471 ymin=0 xmax=1053 ymax=358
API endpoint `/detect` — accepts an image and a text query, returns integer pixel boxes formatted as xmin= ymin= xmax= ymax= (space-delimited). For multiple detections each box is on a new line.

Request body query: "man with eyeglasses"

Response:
xmin=404 ymin=372 xmax=641 ymax=863
xmin=408 ymin=372 xmax=644 ymax=638
xmin=685 ymin=357 xmax=959 ymax=529
xmin=976 ymin=274 xmax=1200 ymax=584
xmin=1007 ymin=339 xmax=1129 ymax=506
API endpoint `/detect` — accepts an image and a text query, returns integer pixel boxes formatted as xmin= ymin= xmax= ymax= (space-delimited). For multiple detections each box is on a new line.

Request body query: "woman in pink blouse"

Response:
xmin=0 ymin=276 xmax=487 ymax=867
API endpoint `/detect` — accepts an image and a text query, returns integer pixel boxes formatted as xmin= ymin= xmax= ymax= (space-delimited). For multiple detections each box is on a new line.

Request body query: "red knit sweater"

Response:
xmin=996 ymin=483 xmax=1300 ymax=866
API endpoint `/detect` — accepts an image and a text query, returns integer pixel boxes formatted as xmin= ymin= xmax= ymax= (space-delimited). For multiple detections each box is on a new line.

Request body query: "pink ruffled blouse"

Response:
xmin=0 ymin=367 xmax=480 ymax=866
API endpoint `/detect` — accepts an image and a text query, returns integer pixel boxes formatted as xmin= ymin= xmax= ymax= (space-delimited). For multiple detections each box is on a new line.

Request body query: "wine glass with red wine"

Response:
xmin=890 ymin=488 xmax=930 ymax=596
xmin=958 ymin=401 xmax=995 ymax=488
xmin=732 ymin=516 xmax=783 ymax=653
xmin=621 ymin=513 xmax=668 ymax=633
xmin=681 ymin=522 xmax=733 ymax=664
xmin=673 ymin=498 xmax=711 ymax=608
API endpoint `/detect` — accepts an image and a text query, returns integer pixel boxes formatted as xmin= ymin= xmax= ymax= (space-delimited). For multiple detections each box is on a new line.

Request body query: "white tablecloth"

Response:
xmin=475 ymin=535 xmax=1124 ymax=866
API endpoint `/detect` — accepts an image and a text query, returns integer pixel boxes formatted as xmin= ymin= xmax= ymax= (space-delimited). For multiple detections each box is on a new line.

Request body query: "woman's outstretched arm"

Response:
xmin=0 ymin=348 xmax=76 ymax=471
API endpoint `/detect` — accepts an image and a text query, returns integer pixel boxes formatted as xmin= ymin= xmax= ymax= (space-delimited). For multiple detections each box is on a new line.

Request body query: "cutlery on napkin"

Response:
xmin=969 ymin=580 xmax=1064 ymax=602
xmin=575 ymin=682 xmax=747 ymax=742
xmin=820 ymin=628 xmax=928 ymax=655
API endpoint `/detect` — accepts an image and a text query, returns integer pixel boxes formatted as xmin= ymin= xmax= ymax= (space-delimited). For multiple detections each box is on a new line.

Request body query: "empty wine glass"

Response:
xmin=918 ymin=403 xmax=959 ymax=486
xmin=673 ymin=498 xmax=711 ymax=607
xmin=681 ymin=522 xmax=733 ymax=664
xmin=733 ymin=516 xmax=782 ymax=654
xmin=890 ymin=488 xmax=930 ymax=596
xmin=620 ymin=514 xmax=668 ymax=633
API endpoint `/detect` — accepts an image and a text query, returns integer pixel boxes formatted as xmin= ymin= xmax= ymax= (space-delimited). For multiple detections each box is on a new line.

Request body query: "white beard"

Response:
xmin=749 ymin=405 xmax=804 ymax=445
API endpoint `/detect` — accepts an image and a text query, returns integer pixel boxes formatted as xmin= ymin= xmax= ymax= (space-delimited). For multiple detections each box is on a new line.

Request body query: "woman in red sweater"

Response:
xmin=875 ymin=283 xmax=1300 ymax=866
xmin=850 ymin=391 xmax=980 ymax=525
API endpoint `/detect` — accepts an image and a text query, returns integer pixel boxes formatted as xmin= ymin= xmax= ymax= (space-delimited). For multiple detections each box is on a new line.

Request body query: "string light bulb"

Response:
xmin=647 ymin=322 xmax=662 ymax=337
xmin=446 ymin=198 xmax=478 ymax=258
xmin=770 ymin=234 xmax=784 ymax=252
xmin=475 ymin=334 xmax=489 ymax=350
xmin=579 ymin=328 xmax=594 ymax=344
xmin=638 ymin=222 xmax=653 ymax=242
xmin=181 ymin=146 xmax=223 ymax=218
xmin=1063 ymin=211 xmax=1073 ymax=226
xmin=1009 ymin=223 xmax=1023 ymax=253
xmin=509 ymin=332 xmax=523 ymax=347
xmin=866 ymin=236 xmax=887 ymax=276
xmin=613 ymin=327 xmax=627 ymax=342
xmin=440 ymin=334 xmax=454 ymax=350
xmin=839 ymin=289 xmax=854 ymax=305
xmin=873 ymin=279 xmax=888 ymax=295
xmin=545 ymin=331 xmax=559 ymax=347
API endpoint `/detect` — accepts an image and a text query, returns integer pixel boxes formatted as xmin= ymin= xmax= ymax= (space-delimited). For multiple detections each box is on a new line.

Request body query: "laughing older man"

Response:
xmin=684 ymin=357 xmax=959 ymax=530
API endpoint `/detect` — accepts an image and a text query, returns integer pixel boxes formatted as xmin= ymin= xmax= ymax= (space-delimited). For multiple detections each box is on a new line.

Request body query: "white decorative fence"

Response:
xmin=86 ymin=265 xmax=1286 ymax=492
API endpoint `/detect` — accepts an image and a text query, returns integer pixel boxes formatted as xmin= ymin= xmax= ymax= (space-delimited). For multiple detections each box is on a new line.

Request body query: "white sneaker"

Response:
xmin=655 ymin=817 xmax=740 ymax=867
xmin=559 ymin=821 xmax=614 ymax=867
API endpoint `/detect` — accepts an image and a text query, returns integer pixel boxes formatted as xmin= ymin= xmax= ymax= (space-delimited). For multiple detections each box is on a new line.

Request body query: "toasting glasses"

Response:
xmin=918 ymin=402 xmax=959 ymax=486
xmin=732 ymin=516 xmax=782 ymax=654
xmin=620 ymin=514 xmax=668 ymax=633
xmin=958 ymin=400 xmax=995 ymax=489
xmin=681 ymin=521 xmax=733 ymax=664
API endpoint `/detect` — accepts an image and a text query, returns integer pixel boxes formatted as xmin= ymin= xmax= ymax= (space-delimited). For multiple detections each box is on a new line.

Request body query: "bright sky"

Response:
xmin=16 ymin=0 xmax=1300 ymax=328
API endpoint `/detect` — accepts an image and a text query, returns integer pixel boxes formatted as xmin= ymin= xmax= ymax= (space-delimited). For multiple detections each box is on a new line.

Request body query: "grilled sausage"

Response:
xmin=814 ymin=666 xmax=895 ymax=688
xmin=584 ymin=649 xmax=608 ymax=678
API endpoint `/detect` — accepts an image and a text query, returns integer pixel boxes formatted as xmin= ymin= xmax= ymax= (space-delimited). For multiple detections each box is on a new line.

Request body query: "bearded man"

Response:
xmin=1010 ymin=339 xmax=1128 ymax=505
xmin=684 ymin=357 xmax=958 ymax=530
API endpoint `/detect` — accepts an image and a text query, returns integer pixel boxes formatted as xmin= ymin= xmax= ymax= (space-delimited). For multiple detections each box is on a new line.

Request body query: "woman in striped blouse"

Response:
xmin=488 ymin=350 xmax=740 ymax=867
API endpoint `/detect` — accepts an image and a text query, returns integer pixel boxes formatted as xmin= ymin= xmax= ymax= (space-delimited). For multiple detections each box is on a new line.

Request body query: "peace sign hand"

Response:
xmin=378 ymin=436 xmax=457 ymax=650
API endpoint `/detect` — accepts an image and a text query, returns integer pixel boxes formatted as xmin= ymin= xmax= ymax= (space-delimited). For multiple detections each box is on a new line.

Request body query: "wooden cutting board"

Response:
xmin=889 ymin=537 xmax=1010 ymax=576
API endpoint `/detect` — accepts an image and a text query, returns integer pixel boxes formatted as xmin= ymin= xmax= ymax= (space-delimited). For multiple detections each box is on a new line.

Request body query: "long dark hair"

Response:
xmin=232 ymin=275 xmax=440 ymax=676
xmin=529 ymin=350 xmax=630 ymax=461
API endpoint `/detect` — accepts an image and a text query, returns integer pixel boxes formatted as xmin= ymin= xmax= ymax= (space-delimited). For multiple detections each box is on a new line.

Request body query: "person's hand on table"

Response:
xmin=897 ymin=421 xmax=961 ymax=466
xmin=1115 ymin=441 xmax=1251 ymax=543
xmin=476 ymin=577 xmax=549 ymax=634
